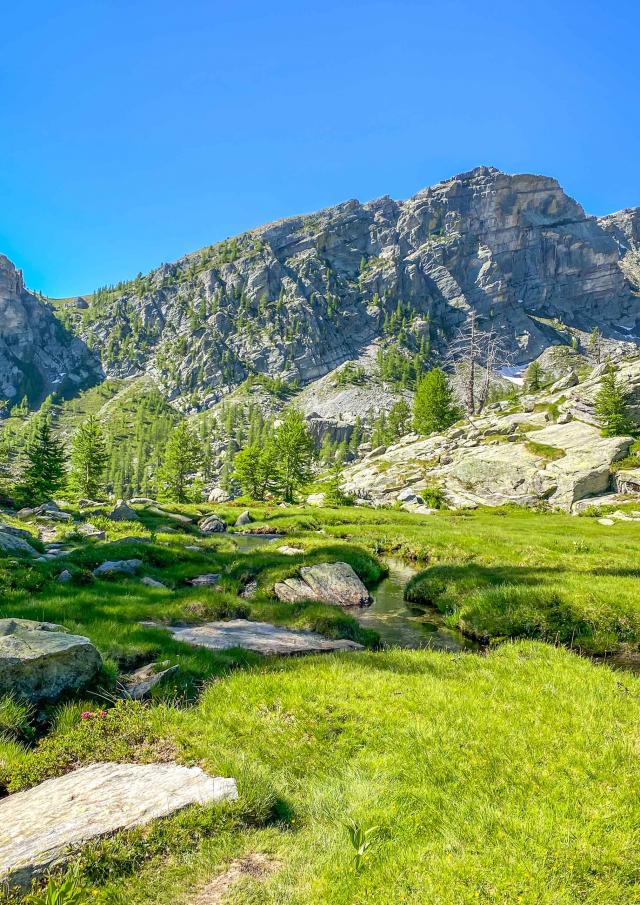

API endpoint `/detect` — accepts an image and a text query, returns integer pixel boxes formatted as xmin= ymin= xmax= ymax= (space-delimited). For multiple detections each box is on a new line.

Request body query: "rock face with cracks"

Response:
xmin=163 ymin=619 xmax=363 ymax=655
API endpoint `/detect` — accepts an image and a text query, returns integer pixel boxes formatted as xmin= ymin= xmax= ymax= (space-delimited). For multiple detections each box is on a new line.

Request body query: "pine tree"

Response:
xmin=274 ymin=409 xmax=316 ymax=502
xmin=594 ymin=365 xmax=635 ymax=437
xmin=325 ymin=461 xmax=352 ymax=507
xmin=20 ymin=415 xmax=66 ymax=504
xmin=69 ymin=415 xmax=108 ymax=500
xmin=232 ymin=440 xmax=278 ymax=500
xmin=525 ymin=360 xmax=543 ymax=393
xmin=413 ymin=369 xmax=459 ymax=436
xmin=157 ymin=421 xmax=203 ymax=502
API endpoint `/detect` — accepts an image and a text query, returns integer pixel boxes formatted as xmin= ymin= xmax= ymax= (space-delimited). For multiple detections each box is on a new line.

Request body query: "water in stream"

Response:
xmin=358 ymin=557 xmax=479 ymax=652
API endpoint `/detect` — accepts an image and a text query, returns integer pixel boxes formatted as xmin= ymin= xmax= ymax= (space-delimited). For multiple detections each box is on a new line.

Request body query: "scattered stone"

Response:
xmin=0 ymin=619 xmax=101 ymax=703
xmin=397 ymin=488 xmax=423 ymax=504
xmin=235 ymin=510 xmax=252 ymax=527
xmin=274 ymin=562 xmax=371 ymax=607
xmin=306 ymin=492 xmax=326 ymax=506
xmin=0 ymin=523 xmax=34 ymax=541
xmin=188 ymin=573 xmax=221 ymax=587
xmin=121 ymin=661 xmax=178 ymax=699
xmin=164 ymin=619 xmax=363 ymax=655
xmin=107 ymin=499 xmax=139 ymax=522
xmin=185 ymin=544 xmax=203 ymax=552
xmin=0 ymin=762 xmax=238 ymax=891
xmin=277 ymin=545 xmax=305 ymax=556
xmin=128 ymin=497 xmax=157 ymax=506
xmin=141 ymin=576 xmax=167 ymax=589
xmin=199 ymin=514 xmax=227 ymax=534
xmin=16 ymin=508 xmax=35 ymax=519
xmin=597 ymin=518 xmax=615 ymax=526
xmin=57 ymin=570 xmax=73 ymax=584
xmin=93 ymin=559 xmax=143 ymax=578
xmin=77 ymin=522 xmax=106 ymax=540
xmin=77 ymin=498 xmax=103 ymax=508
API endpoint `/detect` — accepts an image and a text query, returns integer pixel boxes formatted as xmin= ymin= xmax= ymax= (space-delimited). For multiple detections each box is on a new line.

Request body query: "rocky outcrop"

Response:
xmin=199 ymin=514 xmax=227 ymax=534
xmin=107 ymin=499 xmax=139 ymax=521
xmin=274 ymin=562 xmax=371 ymax=607
xmin=52 ymin=168 xmax=638 ymax=413
xmin=0 ymin=255 xmax=101 ymax=406
xmin=0 ymin=619 xmax=102 ymax=703
xmin=0 ymin=531 xmax=37 ymax=556
xmin=0 ymin=763 xmax=237 ymax=890
xmin=93 ymin=559 xmax=142 ymax=577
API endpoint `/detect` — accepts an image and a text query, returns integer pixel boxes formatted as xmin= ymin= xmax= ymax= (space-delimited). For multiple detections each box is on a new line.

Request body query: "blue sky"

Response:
xmin=1 ymin=0 xmax=638 ymax=297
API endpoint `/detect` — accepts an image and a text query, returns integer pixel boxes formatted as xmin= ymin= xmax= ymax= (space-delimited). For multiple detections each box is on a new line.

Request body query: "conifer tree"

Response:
xmin=232 ymin=439 xmax=278 ymax=500
xmin=274 ymin=409 xmax=316 ymax=502
xmin=20 ymin=415 xmax=66 ymax=504
xmin=69 ymin=415 xmax=108 ymax=500
xmin=525 ymin=360 xmax=543 ymax=393
xmin=595 ymin=365 xmax=635 ymax=437
xmin=157 ymin=421 xmax=203 ymax=502
xmin=413 ymin=369 xmax=459 ymax=435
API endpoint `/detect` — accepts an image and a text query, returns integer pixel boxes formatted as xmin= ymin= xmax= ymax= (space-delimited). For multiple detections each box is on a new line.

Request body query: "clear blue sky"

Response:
xmin=1 ymin=0 xmax=638 ymax=297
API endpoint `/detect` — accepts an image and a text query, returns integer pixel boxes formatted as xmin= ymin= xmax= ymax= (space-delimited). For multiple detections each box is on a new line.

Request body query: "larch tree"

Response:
xmin=69 ymin=415 xmax=109 ymax=500
xmin=20 ymin=415 xmax=66 ymax=504
xmin=157 ymin=421 xmax=203 ymax=503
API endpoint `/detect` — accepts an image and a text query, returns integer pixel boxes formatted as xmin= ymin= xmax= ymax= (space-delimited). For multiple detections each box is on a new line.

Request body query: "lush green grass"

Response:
xmin=3 ymin=503 xmax=640 ymax=901
xmin=4 ymin=645 xmax=640 ymax=904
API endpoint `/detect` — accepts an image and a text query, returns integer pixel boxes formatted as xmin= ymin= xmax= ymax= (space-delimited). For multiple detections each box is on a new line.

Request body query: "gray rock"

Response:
xmin=164 ymin=619 xmax=363 ymax=656
xmin=188 ymin=573 xmax=221 ymax=587
xmin=277 ymin=545 xmax=305 ymax=556
xmin=107 ymin=499 xmax=139 ymax=522
xmin=0 ymin=531 xmax=37 ymax=556
xmin=274 ymin=561 xmax=371 ymax=607
xmin=93 ymin=559 xmax=142 ymax=578
xmin=0 ymin=762 xmax=237 ymax=891
xmin=57 ymin=570 xmax=73 ymax=584
xmin=597 ymin=518 xmax=615 ymax=526
xmin=0 ymin=619 xmax=101 ymax=703
xmin=77 ymin=522 xmax=106 ymax=540
xmin=121 ymin=661 xmax=178 ymax=699
xmin=147 ymin=507 xmax=193 ymax=524
xmin=235 ymin=510 xmax=252 ymax=527
xmin=240 ymin=578 xmax=258 ymax=599
xmin=199 ymin=514 xmax=227 ymax=534
xmin=0 ymin=523 xmax=34 ymax=541
xmin=306 ymin=492 xmax=326 ymax=506
xmin=141 ymin=576 xmax=167 ymax=589
xmin=208 ymin=487 xmax=230 ymax=503
xmin=185 ymin=544 xmax=203 ymax=552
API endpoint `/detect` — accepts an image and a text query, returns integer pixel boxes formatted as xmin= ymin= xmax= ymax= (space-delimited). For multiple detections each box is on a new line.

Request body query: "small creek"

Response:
xmin=230 ymin=534 xmax=476 ymax=653
xmin=357 ymin=557 xmax=479 ymax=652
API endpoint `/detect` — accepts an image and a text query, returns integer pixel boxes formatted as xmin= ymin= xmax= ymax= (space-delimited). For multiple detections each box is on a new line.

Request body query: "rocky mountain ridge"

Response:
xmin=43 ymin=166 xmax=640 ymax=414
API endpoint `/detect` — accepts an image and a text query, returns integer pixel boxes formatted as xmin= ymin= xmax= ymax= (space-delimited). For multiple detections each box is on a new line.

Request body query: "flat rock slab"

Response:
xmin=274 ymin=561 xmax=372 ymax=607
xmin=167 ymin=619 xmax=363 ymax=656
xmin=0 ymin=762 xmax=238 ymax=891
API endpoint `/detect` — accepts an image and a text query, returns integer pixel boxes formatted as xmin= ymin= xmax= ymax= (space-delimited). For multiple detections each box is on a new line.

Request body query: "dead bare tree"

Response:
xmin=446 ymin=310 xmax=513 ymax=415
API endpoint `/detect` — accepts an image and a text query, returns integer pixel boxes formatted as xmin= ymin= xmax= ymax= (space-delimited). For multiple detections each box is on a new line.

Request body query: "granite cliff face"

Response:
xmin=60 ymin=166 xmax=639 ymax=411
xmin=0 ymin=255 xmax=101 ymax=406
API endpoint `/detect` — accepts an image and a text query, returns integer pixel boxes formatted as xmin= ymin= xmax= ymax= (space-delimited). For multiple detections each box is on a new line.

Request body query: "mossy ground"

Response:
xmin=1 ymin=501 xmax=640 ymax=902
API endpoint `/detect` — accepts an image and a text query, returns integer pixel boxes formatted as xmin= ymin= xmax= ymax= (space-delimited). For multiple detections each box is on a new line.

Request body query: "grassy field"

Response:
xmin=2 ymin=501 xmax=640 ymax=902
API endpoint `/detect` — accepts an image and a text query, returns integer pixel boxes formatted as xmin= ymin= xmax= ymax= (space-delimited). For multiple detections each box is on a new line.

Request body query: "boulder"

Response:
xmin=306 ymin=492 xmax=326 ymax=506
xmin=93 ymin=559 xmax=142 ymax=578
xmin=0 ymin=523 xmax=34 ymax=541
xmin=614 ymin=468 xmax=640 ymax=494
xmin=199 ymin=514 xmax=227 ymax=534
xmin=277 ymin=545 xmax=305 ymax=556
xmin=274 ymin=561 xmax=371 ymax=607
xmin=208 ymin=487 xmax=230 ymax=503
xmin=107 ymin=499 xmax=139 ymax=522
xmin=0 ymin=619 xmax=101 ymax=703
xmin=235 ymin=510 xmax=252 ymax=527
xmin=0 ymin=531 xmax=37 ymax=556
xmin=0 ymin=763 xmax=237 ymax=891
xmin=164 ymin=619 xmax=364 ymax=656
xmin=57 ymin=570 xmax=73 ymax=584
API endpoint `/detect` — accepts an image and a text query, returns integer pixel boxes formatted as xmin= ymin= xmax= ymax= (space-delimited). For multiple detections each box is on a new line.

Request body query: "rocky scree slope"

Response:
xmin=0 ymin=255 xmax=101 ymax=406
xmin=55 ymin=167 xmax=639 ymax=412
